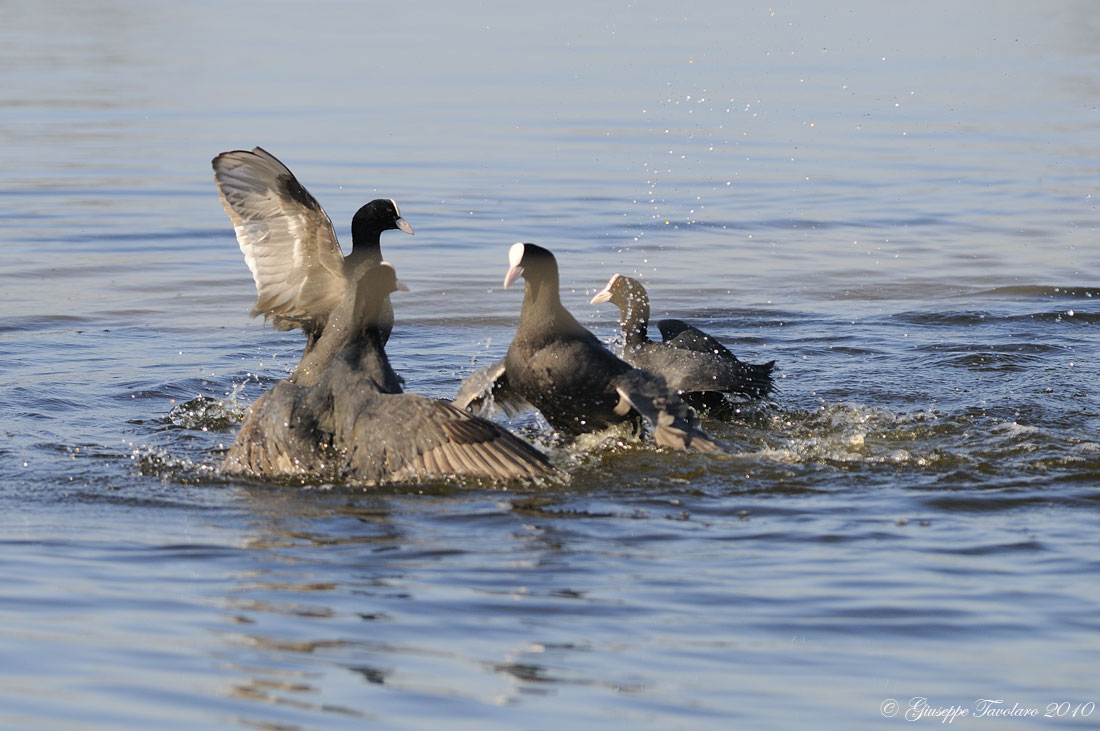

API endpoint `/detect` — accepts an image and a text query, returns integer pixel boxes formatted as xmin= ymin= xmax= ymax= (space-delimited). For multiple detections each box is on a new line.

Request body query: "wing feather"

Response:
xmin=452 ymin=359 xmax=531 ymax=417
xmin=611 ymin=370 xmax=722 ymax=452
xmin=399 ymin=398 xmax=554 ymax=479
xmin=213 ymin=147 xmax=347 ymax=324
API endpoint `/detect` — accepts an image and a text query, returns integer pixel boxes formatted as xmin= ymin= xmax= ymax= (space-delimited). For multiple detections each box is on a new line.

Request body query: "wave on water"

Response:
xmin=136 ymin=388 xmax=1100 ymax=490
xmin=746 ymin=403 xmax=937 ymax=467
xmin=734 ymin=401 xmax=1100 ymax=480
xmin=126 ymin=344 xmax=1100 ymax=495
xmin=974 ymin=285 xmax=1100 ymax=300
xmin=918 ymin=346 xmax=1053 ymax=372
xmin=894 ymin=309 xmax=1100 ymax=326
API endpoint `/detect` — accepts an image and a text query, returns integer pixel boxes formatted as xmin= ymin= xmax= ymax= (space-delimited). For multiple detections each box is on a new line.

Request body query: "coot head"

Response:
xmin=589 ymin=273 xmax=648 ymax=308
xmin=352 ymin=198 xmax=415 ymax=240
xmin=503 ymin=242 xmax=559 ymax=290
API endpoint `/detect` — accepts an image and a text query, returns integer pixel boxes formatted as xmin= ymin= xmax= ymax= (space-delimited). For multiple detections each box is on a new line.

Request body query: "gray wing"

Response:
xmin=656 ymin=318 xmax=736 ymax=357
xmin=223 ymin=379 xmax=555 ymax=484
xmin=611 ymin=369 xmax=722 ymax=452
xmin=627 ymin=343 xmax=729 ymax=394
xmin=655 ymin=319 xmax=775 ymax=397
xmin=212 ymin=147 xmax=347 ymax=325
xmin=453 ymin=359 xmax=531 ymax=418
xmin=376 ymin=396 xmax=556 ymax=481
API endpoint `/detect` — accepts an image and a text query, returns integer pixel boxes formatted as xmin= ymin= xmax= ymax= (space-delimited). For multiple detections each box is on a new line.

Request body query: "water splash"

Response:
xmin=131 ymin=445 xmax=223 ymax=483
xmin=166 ymin=381 xmax=250 ymax=431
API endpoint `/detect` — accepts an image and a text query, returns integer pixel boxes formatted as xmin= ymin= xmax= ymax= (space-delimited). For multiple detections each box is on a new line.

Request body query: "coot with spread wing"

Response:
xmin=224 ymin=262 xmax=556 ymax=484
xmin=212 ymin=146 xmax=413 ymax=352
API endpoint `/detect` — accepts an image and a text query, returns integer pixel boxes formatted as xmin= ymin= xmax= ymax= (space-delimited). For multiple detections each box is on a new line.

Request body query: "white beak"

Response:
xmin=503 ymin=242 xmax=526 ymax=289
xmin=589 ymin=288 xmax=612 ymax=305
xmin=503 ymin=265 xmax=524 ymax=289
xmin=589 ymin=273 xmax=620 ymax=304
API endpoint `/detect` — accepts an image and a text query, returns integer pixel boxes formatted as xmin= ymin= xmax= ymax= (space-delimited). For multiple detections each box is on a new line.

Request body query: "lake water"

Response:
xmin=2 ymin=1 xmax=1099 ymax=728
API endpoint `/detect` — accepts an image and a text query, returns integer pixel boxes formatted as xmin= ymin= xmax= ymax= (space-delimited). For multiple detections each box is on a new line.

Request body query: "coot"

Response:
xmin=212 ymin=146 xmax=414 ymax=352
xmin=454 ymin=244 xmax=720 ymax=452
xmin=589 ymin=273 xmax=774 ymax=410
xmin=224 ymin=262 xmax=556 ymax=484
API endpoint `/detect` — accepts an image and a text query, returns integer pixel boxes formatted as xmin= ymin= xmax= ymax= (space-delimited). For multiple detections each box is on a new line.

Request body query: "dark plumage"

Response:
xmin=223 ymin=262 xmax=556 ymax=484
xmin=454 ymin=243 xmax=720 ymax=452
xmin=212 ymin=146 xmax=414 ymax=353
xmin=589 ymin=274 xmax=775 ymax=410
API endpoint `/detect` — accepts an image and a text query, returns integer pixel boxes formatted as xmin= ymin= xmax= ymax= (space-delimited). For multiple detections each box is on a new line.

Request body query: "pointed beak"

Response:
xmin=395 ymin=218 xmax=414 ymax=235
xmin=503 ymin=264 xmax=524 ymax=289
xmin=394 ymin=278 xmax=410 ymax=292
xmin=589 ymin=288 xmax=612 ymax=305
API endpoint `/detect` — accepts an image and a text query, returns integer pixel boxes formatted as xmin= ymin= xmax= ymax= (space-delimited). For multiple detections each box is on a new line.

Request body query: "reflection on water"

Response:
xmin=195 ymin=455 xmax=1100 ymax=729
xmin=2 ymin=0 xmax=1100 ymax=728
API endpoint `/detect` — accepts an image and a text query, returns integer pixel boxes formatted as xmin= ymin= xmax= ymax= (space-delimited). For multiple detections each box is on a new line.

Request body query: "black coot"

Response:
xmin=212 ymin=146 xmax=414 ymax=352
xmin=454 ymin=243 xmax=720 ymax=452
xmin=589 ymin=273 xmax=775 ymax=411
xmin=224 ymin=262 xmax=556 ymax=484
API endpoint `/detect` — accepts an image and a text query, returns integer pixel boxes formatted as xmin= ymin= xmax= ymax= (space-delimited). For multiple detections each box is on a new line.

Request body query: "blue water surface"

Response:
xmin=1 ymin=1 xmax=1099 ymax=728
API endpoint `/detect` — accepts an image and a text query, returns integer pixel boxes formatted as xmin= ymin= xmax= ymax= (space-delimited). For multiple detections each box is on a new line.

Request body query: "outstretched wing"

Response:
xmin=611 ymin=369 xmax=722 ymax=452
xmin=384 ymin=396 xmax=555 ymax=481
xmin=452 ymin=359 xmax=531 ymax=418
xmin=212 ymin=146 xmax=347 ymax=324
xmin=224 ymin=377 xmax=556 ymax=485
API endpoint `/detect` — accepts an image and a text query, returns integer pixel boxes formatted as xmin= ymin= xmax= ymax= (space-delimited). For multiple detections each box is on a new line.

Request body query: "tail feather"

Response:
xmin=612 ymin=370 xmax=722 ymax=453
xmin=736 ymin=359 xmax=776 ymax=399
